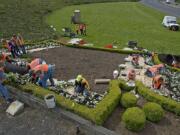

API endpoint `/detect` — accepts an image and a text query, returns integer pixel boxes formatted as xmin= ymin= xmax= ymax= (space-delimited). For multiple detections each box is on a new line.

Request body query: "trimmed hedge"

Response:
xmin=8 ymin=80 xmax=121 ymax=125
xmin=119 ymin=79 xmax=135 ymax=91
xmin=153 ymin=54 xmax=180 ymax=72
xmin=56 ymin=40 xmax=145 ymax=55
xmin=136 ymin=81 xmax=180 ymax=116
xmin=24 ymin=39 xmax=180 ymax=73
xmin=122 ymin=107 xmax=146 ymax=132
xmin=121 ymin=92 xmax=138 ymax=108
xmin=143 ymin=102 xmax=164 ymax=123
xmin=25 ymin=39 xmax=145 ymax=55
xmin=26 ymin=40 xmax=179 ymax=73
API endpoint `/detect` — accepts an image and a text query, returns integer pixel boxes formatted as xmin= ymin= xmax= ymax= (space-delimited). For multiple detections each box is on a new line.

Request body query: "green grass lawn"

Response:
xmin=0 ymin=0 xmax=136 ymax=40
xmin=46 ymin=2 xmax=180 ymax=55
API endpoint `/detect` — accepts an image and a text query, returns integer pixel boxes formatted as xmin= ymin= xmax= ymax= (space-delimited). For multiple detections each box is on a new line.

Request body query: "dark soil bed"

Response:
xmin=30 ymin=46 xmax=126 ymax=93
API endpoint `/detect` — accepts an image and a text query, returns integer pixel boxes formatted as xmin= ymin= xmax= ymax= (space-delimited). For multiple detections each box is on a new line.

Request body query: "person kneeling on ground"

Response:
xmin=131 ymin=54 xmax=140 ymax=66
xmin=75 ymin=75 xmax=90 ymax=96
xmin=152 ymin=75 xmax=164 ymax=89
xmin=27 ymin=58 xmax=46 ymax=83
xmin=0 ymin=53 xmax=13 ymax=63
xmin=146 ymin=64 xmax=165 ymax=77
xmin=32 ymin=64 xmax=55 ymax=88
xmin=1 ymin=39 xmax=18 ymax=58
xmin=17 ymin=34 xmax=26 ymax=54
xmin=128 ymin=69 xmax=136 ymax=81
xmin=27 ymin=58 xmax=46 ymax=70
xmin=11 ymin=34 xmax=22 ymax=56
xmin=0 ymin=62 xmax=12 ymax=103
xmin=172 ymin=60 xmax=180 ymax=68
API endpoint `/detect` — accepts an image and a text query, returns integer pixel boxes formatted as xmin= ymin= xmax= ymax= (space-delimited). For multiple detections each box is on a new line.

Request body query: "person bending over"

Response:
xmin=75 ymin=75 xmax=90 ymax=96
xmin=31 ymin=64 xmax=55 ymax=88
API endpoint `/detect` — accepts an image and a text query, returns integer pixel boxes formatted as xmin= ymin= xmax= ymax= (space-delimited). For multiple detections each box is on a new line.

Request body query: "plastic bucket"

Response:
xmin=44 ymin=94 xmax=56 ymax=109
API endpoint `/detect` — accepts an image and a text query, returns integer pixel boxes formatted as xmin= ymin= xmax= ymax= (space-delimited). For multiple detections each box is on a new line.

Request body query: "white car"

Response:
xmin=166 ymin=0 xmax=175 ymax=4
xmin=162 ymin=16 xmax=179 ymax=31
xmin=166 ymin=0 xmax=170 ymax=4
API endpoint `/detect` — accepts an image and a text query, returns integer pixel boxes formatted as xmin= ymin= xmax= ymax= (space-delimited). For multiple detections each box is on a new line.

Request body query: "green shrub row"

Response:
xmin=65 ymin=0 xmax=140 ymax=5
xmin=26 ymin=40 xmax=179 ymax=73
xmin=66 ymin=44 xmax=144 ymax=54
xmin=119 ymin=79 xmax=135 ymax=91
xmin=136 ymin=81 xmax=180 ymax=116
xmin=54 ymin=39 xmax=144 ymax=55
xmin=153 ymin=54 xmax=180 ymax=72
xmin=8 ymin=80 xmax=121 ymax=125
xmin=25 ymin=39 xmax=144 ymax=55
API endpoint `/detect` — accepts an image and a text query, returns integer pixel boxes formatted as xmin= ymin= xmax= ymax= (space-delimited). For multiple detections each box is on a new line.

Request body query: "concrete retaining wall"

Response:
xmin=7 ymin=86 xmax=119 ymax=135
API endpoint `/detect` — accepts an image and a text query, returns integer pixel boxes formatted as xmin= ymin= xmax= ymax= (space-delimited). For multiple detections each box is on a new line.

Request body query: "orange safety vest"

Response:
xmin=0 ymin=53 xmax=7 ymax=62
xmin=29 ymin=58 xmax=41 ymax=69
xmin=33 ymin=64 xmax=48 ymax=72
xmin=152 ymin=75 xmax=163 ymax=89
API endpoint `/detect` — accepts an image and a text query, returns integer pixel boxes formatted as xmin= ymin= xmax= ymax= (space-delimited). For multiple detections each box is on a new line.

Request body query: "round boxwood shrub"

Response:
xmin=121 ymin=92 xmax=138 ymax=108
xmin=143 ymin=102 xmax=164 ymax=122
xmin=122 ymin=107 xmax=146 ymax=132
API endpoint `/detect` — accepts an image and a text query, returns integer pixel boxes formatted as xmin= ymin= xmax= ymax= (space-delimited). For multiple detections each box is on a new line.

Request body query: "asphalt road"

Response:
xmin=0 ymin=98 xmax=83 ymax=135
xmin=140 ymin=0 xmax=180 ymax=17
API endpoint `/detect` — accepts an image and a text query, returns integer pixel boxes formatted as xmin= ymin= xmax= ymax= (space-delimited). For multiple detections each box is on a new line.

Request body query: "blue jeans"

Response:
xmin=75 ymin=86 xmax=89 ymax=96
xmin=20 ymin=45 xmax=26 ymax=54
xmin=38 ymin=65 xmax=55 ymax=88
xmin=0 ymin=71 xmax=10 ymax=101
xmin=0 ymin=83 xmax=10 ymax=101
xmin=14 ymin=45 xmax=21 ymax=56
xmin=146 ymin=70 xmax=154 ymax=77
xmin=11 ymin=46 xmax=19 ymax=58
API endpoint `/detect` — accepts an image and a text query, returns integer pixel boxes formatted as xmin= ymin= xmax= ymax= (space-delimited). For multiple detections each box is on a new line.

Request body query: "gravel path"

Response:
xmin=140 ymin=0 xmax=180 ymax=17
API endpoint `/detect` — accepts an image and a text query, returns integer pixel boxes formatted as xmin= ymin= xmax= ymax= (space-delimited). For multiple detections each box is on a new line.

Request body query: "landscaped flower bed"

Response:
xmin=3 ymin=40 xmax=180 ymax=130
xmin=7 ymin=73 xmax=108 ymax=108
xmin=136 ymin=81 xmax=180 ymax=116
xmin=153 ymin=53 xmax=180 ymax=72
xmin=7 ymin=79 xmax=121 ymax=125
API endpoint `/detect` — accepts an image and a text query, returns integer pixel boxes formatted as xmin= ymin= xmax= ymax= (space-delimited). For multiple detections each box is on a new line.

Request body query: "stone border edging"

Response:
xmin=7 ymin=86 xmax=119 ymax=135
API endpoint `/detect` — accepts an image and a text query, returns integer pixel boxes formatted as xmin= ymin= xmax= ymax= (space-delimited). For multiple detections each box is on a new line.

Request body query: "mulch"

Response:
xmin=30 ymin=46 xmax=127 ymax=93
